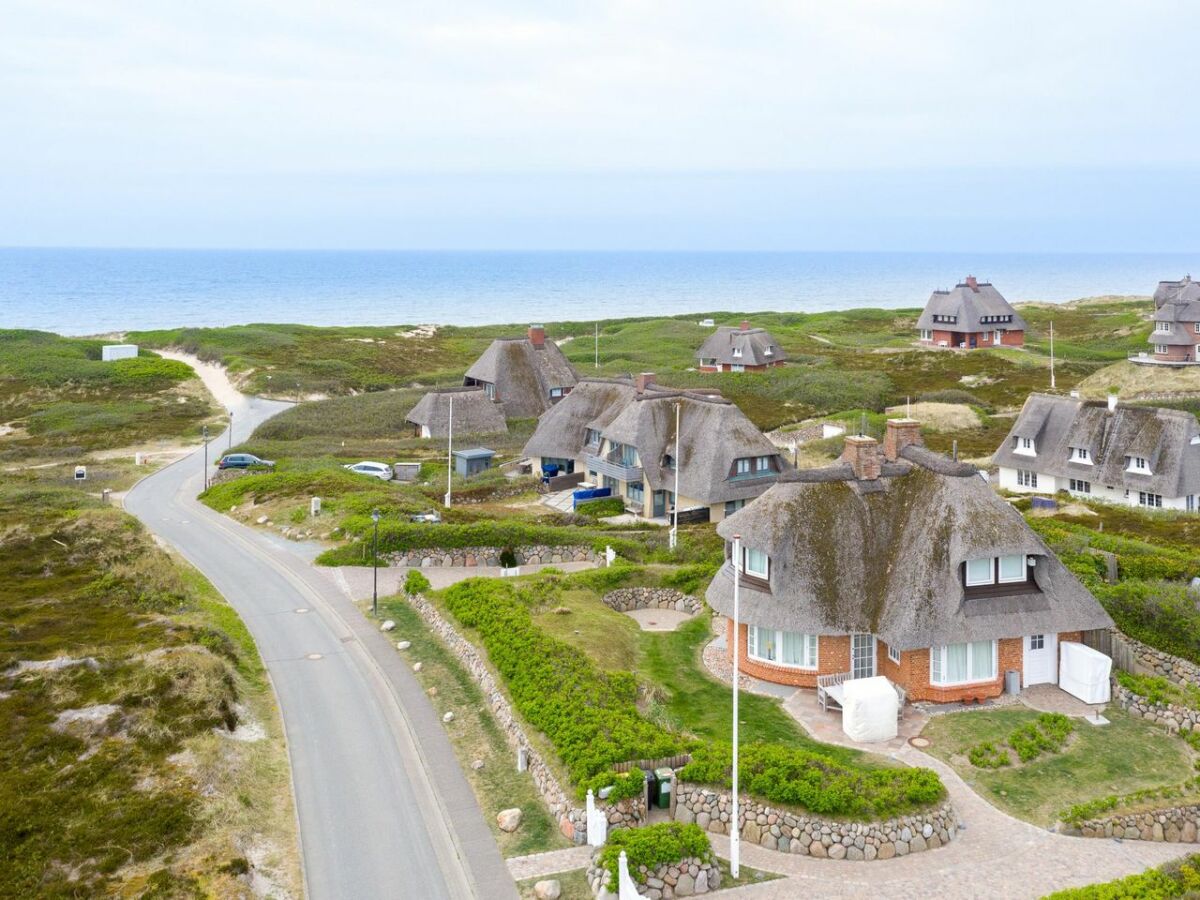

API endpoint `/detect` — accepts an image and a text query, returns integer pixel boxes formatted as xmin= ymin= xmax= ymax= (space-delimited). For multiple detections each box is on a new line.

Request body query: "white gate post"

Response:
xmin=517 ymin=746 xmax=527 ymax=772
xmin=586 ymin=789 xmax=607 ymax=847
xmin=617 ymin=850 xmax=646 ymax=900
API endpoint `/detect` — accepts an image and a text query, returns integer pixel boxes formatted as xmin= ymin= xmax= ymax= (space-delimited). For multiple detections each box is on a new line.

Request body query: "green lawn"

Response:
xmin=921 ymin=706 xmax=1194 ymax=826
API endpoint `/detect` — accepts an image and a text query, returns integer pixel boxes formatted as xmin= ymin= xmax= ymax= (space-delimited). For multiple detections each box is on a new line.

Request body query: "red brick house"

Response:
xmin=1148 ymin=276 xmax=1200 ymax=364
xmin=916 ymin=277 xmax=1026 ymax=349
xmin=705 ymin=420 xmax=1111 ymax=703
xmin=695 ymin=321 xmax=787 ymax=372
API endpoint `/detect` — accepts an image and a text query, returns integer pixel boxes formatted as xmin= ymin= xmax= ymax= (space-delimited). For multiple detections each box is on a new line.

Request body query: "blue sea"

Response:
xmin=1 ymin=248 xmax=1196 ymax=335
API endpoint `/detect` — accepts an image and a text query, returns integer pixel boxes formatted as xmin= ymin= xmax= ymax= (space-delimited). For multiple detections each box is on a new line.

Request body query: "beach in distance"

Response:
xmin=2 ymin=247 xmax=1196 ymax=334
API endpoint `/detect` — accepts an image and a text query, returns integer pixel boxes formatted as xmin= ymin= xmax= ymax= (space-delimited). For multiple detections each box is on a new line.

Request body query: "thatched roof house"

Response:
xmin=523 ymin=373 xmax=786 ymax=521
xmin=1148 ymin=276 xmax=1200 ymax=363
xmin=706 ymin=420 xmax=1111 ymax=702
xmin=916 ymin=277 xmax=1026 ymax=348
xmin=993 ymin=393 xmax=1200 ymax=510
xmin=405 ymin=387 xmax=508 ymax=439
xmin=695 ymin=321 xmax=787 ymax=371
xmin=463 ymin=325 xmax=578 ymax=418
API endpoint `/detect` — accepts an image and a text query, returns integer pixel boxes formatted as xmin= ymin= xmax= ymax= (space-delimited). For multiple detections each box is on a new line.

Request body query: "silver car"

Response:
xmin=343 ymin=461 xmax=393 ymax=481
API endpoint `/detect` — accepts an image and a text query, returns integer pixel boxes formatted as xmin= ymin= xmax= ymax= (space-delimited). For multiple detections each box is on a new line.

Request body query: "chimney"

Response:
xmin=635 ymin=372 xmax=656 ymax=394
xmin=883 ymin=418 xmax=923 ymax=462
xmin=528 ymin=324 xmax=545 ymax=347
xmin=964 ymin=275 xmax=979 ymax=292
xmin=841 ymin=434 xmax=882 ymax=481
xmin=1107 ymin=391 xmax=1119 ymax=413
xmin=740 ymin=320 xmax=750 ymax=331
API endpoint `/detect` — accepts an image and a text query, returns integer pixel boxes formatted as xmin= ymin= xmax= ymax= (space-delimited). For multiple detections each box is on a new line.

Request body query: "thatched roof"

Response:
xmin=993 ymin=393 xmax=1200 ymax=499
xmin=706 ymin=442 xmax=1111 ymax=649
xmin=695 ymin=324 xmax=787 ymax=367
xmin=463 ymin=337 xmax=578 ymax=418
xmin=522 ymin=376 xmax=786 ymax=502
xmin=1151 ymin=276 xmax=1200 ymax=336
xmin=406 ymin=387 xmax=507 ymax=438
xmin=916 ymin=279 xmax=1027 ymax=333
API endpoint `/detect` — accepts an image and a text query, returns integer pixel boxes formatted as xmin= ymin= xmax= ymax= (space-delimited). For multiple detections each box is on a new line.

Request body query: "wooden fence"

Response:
xmin=1081 ymin=629 xmax=1138 ymax=674
xmin=612 ymin=753 xmax=693 ymax=774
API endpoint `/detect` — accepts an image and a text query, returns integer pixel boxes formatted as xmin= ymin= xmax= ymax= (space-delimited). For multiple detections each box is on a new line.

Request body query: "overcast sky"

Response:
xmin=3 ymin=1 xmax=1199 ymax=251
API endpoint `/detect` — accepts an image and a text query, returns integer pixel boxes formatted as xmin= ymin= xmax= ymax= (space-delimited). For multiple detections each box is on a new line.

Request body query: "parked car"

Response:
xmin=217 ymin=453 xmax=275 ymax=469
xmin=343 ymin=461 xmax=394 ymax=481
xmin=409 ymin=512 xmax=442 ymax=524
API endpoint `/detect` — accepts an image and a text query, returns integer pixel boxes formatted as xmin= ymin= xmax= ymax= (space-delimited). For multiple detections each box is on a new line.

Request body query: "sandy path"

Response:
xmin=155 ymin=349 xmax=248 ymax=412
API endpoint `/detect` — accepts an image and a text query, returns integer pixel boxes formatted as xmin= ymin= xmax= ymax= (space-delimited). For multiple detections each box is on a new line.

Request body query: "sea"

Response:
xmin=1 ymin=248 xmax=1196 ymax=335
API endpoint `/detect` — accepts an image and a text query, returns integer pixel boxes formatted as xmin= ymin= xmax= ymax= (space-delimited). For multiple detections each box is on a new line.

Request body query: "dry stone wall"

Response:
xmin=673 ymin=783 xmax=957 ymax=861
xmin=404 ymin=592 xmax=640 ymax=844
xmin=388 ymin=545 xmax=598 ymax=568
xmin=602 ymin=587 xmax=703 ymax=616
xmin=1114 ymin=680 xmax=1200 ymax=733
xmin=1075 ymin=807 xmax=1200 ymax=843
xmin=1121 ymin=631 xmax=1200 ymax=687
xmin=586 ymin=851 xmax=721 ymax=899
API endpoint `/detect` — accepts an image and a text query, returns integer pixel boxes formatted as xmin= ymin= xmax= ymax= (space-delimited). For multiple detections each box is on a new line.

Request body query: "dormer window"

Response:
xmin=1014 ymin=436 xmax=1036 ymax=456
xmin=735 ymin=458 xmax=751 ymax=476
xmin=764 ymin=345 xmax=774 ymax=357
xmin=964 ymin=554 xmax=1029 ymax=587
xmin=1156 ymin=322 xmax=1174 ymax=333
xmin=585 ymin=428 xmax=602 ymax=448
xmin=740 ymin=547 xmax=770 ymax=579
xmin=1125 ymin=455 xmax=1150 ymax=473
xmin=662 ymin=453 xmax=675 ymax=469
xmin=731 ymin=347 xmax=743 ymax=358
xmin=1069 ymin=447 xmax=1091 ymax=464
xmin=755 ymin=455 xmax=772 ymax=472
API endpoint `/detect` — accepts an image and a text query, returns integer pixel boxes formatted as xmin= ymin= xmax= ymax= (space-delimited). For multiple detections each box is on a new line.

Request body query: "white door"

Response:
xmin=1023 ymin=633 xmax=1057 ymax=686
xmin=851 ymin=633 xmax=877 ymax=679
xmin=994 ymin=330 xmax=1003 ymax=345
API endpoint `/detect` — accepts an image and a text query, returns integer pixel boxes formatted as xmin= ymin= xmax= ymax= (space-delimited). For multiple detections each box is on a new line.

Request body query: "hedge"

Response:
xmin=441 ymin=579 xmax=684 ymax=789
xmin=1097 ymin=580 xmax=1200 ymax=666
xmin=575 ymin=496 xmax=626 ymax=518
xmin=678 ymin=742 xmax=945 ymax=819
xmin=1043 ymin=855 xmax=1200 ymax=899
xmin=599 ymin=823 xmax=711 ymax=889
xmin=583 ymin=767 xmax=645 ymax=804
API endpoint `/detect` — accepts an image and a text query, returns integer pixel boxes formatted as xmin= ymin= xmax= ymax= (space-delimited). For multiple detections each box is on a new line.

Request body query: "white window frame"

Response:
xmin=1069 ymin=478 xmax=1091 ymax=494
xmin=747 ymin=626 xmax=818 ymax=670
xmin=735 ymin=458 xmax=751 ymax=475
xmin=1139 ymin=492 xmax=1163 ymax=508
xmin=1155 ymin=344 xmax=1169 ymax=355
xmin=1071 ymin=447 xmax=1091 ymax=464
xmin=965 ymin=557 xmax=995 ymax=586
xmin=764 ymin=345 xmax=774 ymax=357
xmin=743 ymin=547 xmax=769 ymax=579
xmin=1195 ymin=323 xmax=1200 ymax=334
xmin=1156 ymin=322 xmax=1174 ymax=333
xmin=730 ymin=364 xmax=745 ymax=373
xmin=731 ymin=347 xmax=743 ymax=358
xmin=1016 ymin=468 xmax=1038 ymax=488
xmin=997 ymin=554 xmax=1026 ymax=583
xmin=920 ymin=328 xmax=933 ymax=341
xmin=1014 ymin=436 xmax=1036 ymax=457
xmin=887 ymin=643 xmax=901 ymax=665
xmin=755 ymin=455 xmax=772 ymax=472
xmin=930 ymin=640 xmax=998 ymax=687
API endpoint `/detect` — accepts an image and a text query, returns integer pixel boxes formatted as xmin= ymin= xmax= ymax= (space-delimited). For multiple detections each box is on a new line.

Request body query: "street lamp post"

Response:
xmin=202 ymin=425 xmax=209 ymax=490
xmin=731 ymin=533 xmax=742 ymax=878
xmin=228 ymin=409 xmax=234 ymax=450
xmin=371 ymin=508 xmax=381 ymax=617
xmin=669 ymin=401 xmax=681 ymax=550
xmin=444 ymin=395 xmax=454 ymax=508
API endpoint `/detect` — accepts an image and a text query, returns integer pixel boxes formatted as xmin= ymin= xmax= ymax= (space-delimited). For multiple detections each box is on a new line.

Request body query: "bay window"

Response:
xmin=930 ymin=640 xmax=997 ymax=686
xmin=748 ymin=625 xmax=818 ymax=669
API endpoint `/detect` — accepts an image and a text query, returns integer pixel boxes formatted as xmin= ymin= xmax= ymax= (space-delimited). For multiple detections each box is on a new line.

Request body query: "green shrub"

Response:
xmin=916 ymin=388 xmax=990 ymax=410
xmin=583 ymin=767 xmax=645 ymax=804
xmin=575 ymin=496 xmax=626 ymax=518
xmin=563 ymin=562 xmax=641 ymax=593
xmin=1117 ymin=671 xmax=1200 ymax=710
xmin=403 ymin=570 xmax=431 ymax=596
xmin=599 ymin=823 xmax=711 ymax=889
xmin=1097 ymin=580 xmax=1200 ymax=666
xmin=660 ymin=561 xmax=720 ymax=595
xmin=967 ymin=741 xmax=1011 ymax=769
xmin=678 ymin=742 xmax=944 ymax=819
xmin=441 ymin=579 xmax=684 ymax=789
xmin=1008 ymin=713 xmax=1074 ymax=763
xmin=1043 ymin=856 xmax=1200 ymax=899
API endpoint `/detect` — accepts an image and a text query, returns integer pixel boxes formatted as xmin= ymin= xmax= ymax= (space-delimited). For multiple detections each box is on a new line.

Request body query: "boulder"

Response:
xmin=471 ymin=759 xmax=485 ymax=771
xmin=533 ymin=879 xmax=561 ymax=900
xmin=380 ymin=620 xmax=396 ymax=632
xmin=396 ymin=641 xmax=411 ymax=650
xmin=497 ymin=808 xmax=523 ymax=832
xmin=676 ymin=872 xmax=695 ymax=896
xmin=442 ymin=711 xmax=455 ymax=723
xmin=413 ymin=662 xmax=424 ymax=672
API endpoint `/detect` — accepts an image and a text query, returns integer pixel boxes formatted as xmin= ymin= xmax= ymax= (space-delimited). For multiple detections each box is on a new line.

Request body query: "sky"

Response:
xmin=3 ymin=1 xmax=1199 ymax=251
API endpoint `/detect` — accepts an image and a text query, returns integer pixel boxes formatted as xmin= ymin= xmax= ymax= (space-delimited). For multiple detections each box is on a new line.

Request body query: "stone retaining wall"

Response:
xmin=586 ymin=851 xmax=721 ymax=899
xmin=673 ymin=783 xmax=957 ymax=860
xmin=1118 ymin=630 xmax=1200 ymax=688
xmin=602 ymin=587 xmax=703 ymax=616
xmin=388 ymin=545 xmax=598 ymax=568
xmin=1076 ymin=807 xmax=1200 ymax=843
xmin=404 ymin=592 xmax=640 ymax=843
xmin=1114 ymin=680 xmax=1200 ymax=733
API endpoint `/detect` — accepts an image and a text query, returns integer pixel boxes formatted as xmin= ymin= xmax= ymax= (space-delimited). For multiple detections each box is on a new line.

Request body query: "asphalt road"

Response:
xmin=125 ymin=392 xmax=515 ymax=900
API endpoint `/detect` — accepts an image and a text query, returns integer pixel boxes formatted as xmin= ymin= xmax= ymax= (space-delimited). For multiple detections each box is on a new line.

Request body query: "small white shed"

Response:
xmin=1059 ymin=642 xmax=1111 ymax=704
xmin=102 ymin=344 xmax=138 ymax=361
xmin=841 ymin=676 xmax=899 ymax=743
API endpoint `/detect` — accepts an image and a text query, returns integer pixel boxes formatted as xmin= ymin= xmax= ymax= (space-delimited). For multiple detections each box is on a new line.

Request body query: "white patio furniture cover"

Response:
xmin=841 ymin=676 xmax=899 ymax=743
xmin=1059 ymin=641 xmax=1111 ymax=704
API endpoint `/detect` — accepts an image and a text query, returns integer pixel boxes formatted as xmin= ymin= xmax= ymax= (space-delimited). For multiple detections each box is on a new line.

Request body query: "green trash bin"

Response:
xmin=655 ymin=767 xmax=673 ymax=809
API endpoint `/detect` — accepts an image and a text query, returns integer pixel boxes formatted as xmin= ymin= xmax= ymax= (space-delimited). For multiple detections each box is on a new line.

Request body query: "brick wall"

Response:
xmin=1154 ymin=342 xmax=1199 ymax=362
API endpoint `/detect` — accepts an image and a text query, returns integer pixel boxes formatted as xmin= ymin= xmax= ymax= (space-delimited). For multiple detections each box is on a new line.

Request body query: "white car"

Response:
xmin=343 ymin=461 xmax=393 ymax=481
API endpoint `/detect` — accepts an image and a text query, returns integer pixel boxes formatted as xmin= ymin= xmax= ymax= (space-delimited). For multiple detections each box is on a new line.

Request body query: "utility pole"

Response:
xmin=228 ymin=409 xmax=234 ymax=450
xmin=594 ymin=323 xmax=599 ymax=369
xmin=669 ymin=401 xmax=681 ymax=550
xmin=202 ymin=425 xmax=209 ymax=489
xmin=444 ymin=396 xmax=453 ymax=508
xmin=730 ymin=533 xmax=742 ymax=879
xmin=1049 ymin=320 xmax=1056 ymax=390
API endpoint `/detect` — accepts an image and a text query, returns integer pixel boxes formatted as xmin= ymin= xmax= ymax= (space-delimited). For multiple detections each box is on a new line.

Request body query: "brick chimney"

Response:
xmin=841 ymin=434 xmax=882 ymax=481
xmin=883 ymin=418 xmax=923 ymax=462
xmin=635 ymin=372 xmax=656 ymax=394
xmin=739 ymin=320 xmax=750 ymax=331
xmin=964 ymin=275 xmax=979 ymax=292
xmin=528 ymin=324 xmax=545 ymax=347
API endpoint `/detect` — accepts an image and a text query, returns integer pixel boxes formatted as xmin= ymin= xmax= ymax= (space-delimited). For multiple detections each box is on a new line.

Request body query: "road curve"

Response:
xmin=125 ymin=390 xmax=514 ymax=900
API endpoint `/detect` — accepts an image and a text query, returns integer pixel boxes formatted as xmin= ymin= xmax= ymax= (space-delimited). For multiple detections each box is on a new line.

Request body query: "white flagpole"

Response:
xmin=444 ymin=396 xmax=453 ymax=508
xmin=731 ymin=533 xmax=741 ymax=878
xmin=670 ymin=401 xmax=681 ymax=550
xmin=1049 ymin=320 xmax=1056 ymax=390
